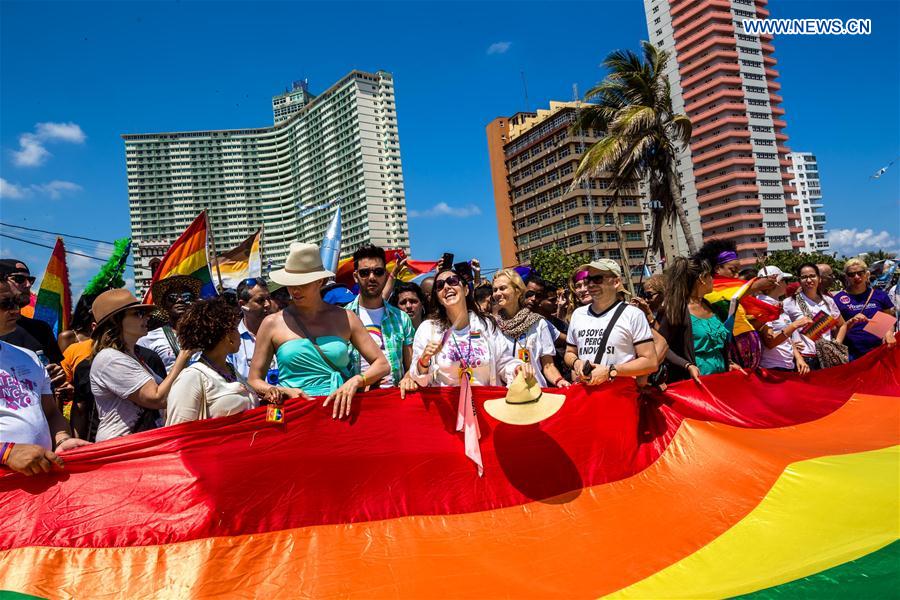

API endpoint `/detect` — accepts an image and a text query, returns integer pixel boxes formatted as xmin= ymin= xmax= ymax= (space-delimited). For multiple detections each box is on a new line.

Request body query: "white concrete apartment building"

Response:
xmin=644 ymin=0 xmax=804 ymax=263
xmin=124 ymin=70 xmax=409 ymax=292
xmin=787 ymin=152 xmax=830 ymax=253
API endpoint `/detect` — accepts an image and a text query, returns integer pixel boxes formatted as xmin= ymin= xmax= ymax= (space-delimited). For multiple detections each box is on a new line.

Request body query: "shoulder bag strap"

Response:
xmin=289 ymin=310 xmax=344 ymax=374
xmin=594 ymin=302 xmax=628 ymax=365
xmin=862 ymin=287 xmax=876 ymax=314
xmin=795 ymin=292 xmax=813 ymax=318
xmin=162 ymin=325 xmax=181 ymax=355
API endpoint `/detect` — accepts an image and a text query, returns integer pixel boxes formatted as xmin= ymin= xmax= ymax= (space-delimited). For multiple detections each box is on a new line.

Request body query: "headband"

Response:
xmin=574 ymin=270 xmax=589 ymax=282
xmin=716 ymin=251 xmax=739 ymax=266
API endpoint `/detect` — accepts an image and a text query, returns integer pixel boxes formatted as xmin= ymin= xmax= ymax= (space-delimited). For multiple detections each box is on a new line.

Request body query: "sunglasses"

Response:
xmin=586 ymin=273 xmax=614 ymax=285
xmin=523 ymin=290 xmax=540 ymax=299
xmin=0 ymin=297 xmax=20 ymax=311
xmin=6 ymin=274 xmax=35 ymax=285
xmin=846 ymin=271 xmax=867 ymax=279
xmin=434 ymin=275 xmax=462 ymax=292
xmin=165 ymin=291 xmax=197 ymax=304
xmin=643 ymin=290 xmax=662 ymax=300
xmin=357 ymin=267 xmax=387 ymax=278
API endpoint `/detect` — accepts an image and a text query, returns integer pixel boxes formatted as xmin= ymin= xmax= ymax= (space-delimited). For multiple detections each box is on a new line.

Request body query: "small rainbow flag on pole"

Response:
xmin=705 ymin=276 xmax=782 ymax=335
xmin=144 ymin=211 xmax=215 ymax=303
xmin=32 ymin=237 xmax=72 ymax=336
xmin=212 ymin=229 xmax=262 ymax=290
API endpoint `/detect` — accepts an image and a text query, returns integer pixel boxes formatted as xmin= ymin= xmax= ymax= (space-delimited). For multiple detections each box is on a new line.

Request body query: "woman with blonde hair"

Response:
xmin=492 ymin=269 xmax=569 ymax=388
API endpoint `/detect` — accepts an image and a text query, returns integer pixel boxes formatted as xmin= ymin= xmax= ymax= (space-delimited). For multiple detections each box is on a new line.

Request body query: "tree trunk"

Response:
xmin=610 ymin=191 xmax=635 ymax=296
xmin=668 ymin=172 xmax=698 ymax=255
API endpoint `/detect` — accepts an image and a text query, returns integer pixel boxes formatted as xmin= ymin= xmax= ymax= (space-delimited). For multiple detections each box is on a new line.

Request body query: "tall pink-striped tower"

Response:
xmin=645 ymin=0 xmax=804 ymax=262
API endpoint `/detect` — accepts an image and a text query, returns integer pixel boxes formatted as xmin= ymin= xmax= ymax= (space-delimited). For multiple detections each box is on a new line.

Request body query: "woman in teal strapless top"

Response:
xmin=275 ymin=336 xmax=351 ymax=397
xmin=247 ymin=242 xmax=390 ymax=419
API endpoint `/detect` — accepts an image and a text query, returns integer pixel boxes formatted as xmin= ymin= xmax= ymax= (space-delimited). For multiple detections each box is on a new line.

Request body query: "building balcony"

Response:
xmin=684 ymin=77 xmax=744 ymax=102
xmin=675 ymin=23 xmax=735 ymax=53
xmin=672 ymin=0 xmax=731 ymax=29
xmin=679 ymin=50 xmax=739 ymax=77
xmin=696 ymin=170 xmax=759 ymax=191
xmin=697 ymin=184 xmax=760 ymax=203
xmin=701 ymin=212 xmax=763 ymax=230
xmin=685 ymin=88 xmax=744 ymax=114
xmin=698 ymin=199 xmax=761 ymax=218
xmin=694 ymin=156 xmax=756 ymax=177
xmin=693 ymin=142 xmax=754 ymax=166
xmin=736 ymin=241 xmax=769 ymax=253
xmin=679 ymin=37 xmax=741 ymax=64
xmin=691 ymin=128 xmax=751 ymax=152
xmin=709 ymin=228 xmax=767 ymax=241
xmin=692 ymin=114 xmax=750 ymax=137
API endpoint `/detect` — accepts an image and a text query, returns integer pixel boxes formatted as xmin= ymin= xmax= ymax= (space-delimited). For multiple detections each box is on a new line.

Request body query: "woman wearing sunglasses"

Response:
xmin=832 ymin=258 xmax=896 ymax=360
xmin=405 ymin=267 xmax=533 ymax=392
xmin=492 ymin=269 xmax=568 ymax=388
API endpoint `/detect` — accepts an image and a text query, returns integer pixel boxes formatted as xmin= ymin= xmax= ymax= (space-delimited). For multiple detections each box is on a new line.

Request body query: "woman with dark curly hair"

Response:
xmin=166 ymin=298 xmax=259 ymax=425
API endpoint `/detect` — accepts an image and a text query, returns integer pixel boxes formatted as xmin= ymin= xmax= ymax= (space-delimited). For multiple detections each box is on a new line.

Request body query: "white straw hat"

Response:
xmin=269 ymin=242 xmax=335 ymax=286
xmin=483 ymin=371 xmax=566 ymax=426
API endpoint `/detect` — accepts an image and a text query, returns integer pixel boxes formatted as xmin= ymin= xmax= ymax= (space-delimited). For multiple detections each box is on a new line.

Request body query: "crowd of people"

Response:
xmin=1 ymin=239 xmax=897 ymax=476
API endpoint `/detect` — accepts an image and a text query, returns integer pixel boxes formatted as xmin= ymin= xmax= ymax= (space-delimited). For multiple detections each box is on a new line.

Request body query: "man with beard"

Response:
xmin=137 ymin=275 xmax=202 ymax=372
xmin=346 ymin=245 xmax=414 ymax=388
xmin=0 ymin=260 xmax=64 ymax=385
xmin=228 ymin=277 xmax=274 ymax=379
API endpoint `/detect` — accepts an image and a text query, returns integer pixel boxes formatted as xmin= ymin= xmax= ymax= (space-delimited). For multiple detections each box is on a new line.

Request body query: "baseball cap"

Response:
xmin=0 ymin=259 xmax=30 ymax=277
xmin=757 ymin=266 xmax=793 ymax=281
xmin=577 ymin=259 xmax=623 ymax=278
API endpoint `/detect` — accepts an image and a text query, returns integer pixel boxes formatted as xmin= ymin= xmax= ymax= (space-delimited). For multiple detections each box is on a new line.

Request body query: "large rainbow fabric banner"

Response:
xmin=32 ymin=237 xmax=72 ymax=336
xmin=334 ymin=249 xmax=438 ymax=286
xmin=705 ymin=276 xmax=782 ymax=335
xmin=2 ymin=348 xmax=898 ymax=598
xmin=144 ymin=211 xmax=215 ymax=303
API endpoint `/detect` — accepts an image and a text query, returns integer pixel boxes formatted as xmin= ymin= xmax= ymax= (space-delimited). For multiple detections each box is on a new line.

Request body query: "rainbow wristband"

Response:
xmin=1 ymin=442 xmax=15 ymax=466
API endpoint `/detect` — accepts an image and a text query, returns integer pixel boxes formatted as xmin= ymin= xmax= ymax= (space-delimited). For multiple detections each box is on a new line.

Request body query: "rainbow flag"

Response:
xmin=334 ymin=249 xmax=438 ymax=286
xmin=212 ymin=229 xmax=262 ymax=290
xmin=706 ymin=276 xmax=782 ymax=335
xmin=2 ymin=347 xmax=898 ymax=597
xmin=145 ymin=211 xmax=215 ymax=302
xmin=32 ymin=237 xmax=72 ymax=336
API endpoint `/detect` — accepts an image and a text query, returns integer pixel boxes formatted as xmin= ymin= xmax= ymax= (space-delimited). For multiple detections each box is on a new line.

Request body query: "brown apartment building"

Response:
xmin=486 ymin=102 xmax=652 ymax=281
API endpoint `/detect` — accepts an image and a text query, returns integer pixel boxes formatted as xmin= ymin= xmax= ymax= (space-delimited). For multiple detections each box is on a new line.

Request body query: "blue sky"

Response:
xmin=1 ymin=0 xmax=898 ymax=294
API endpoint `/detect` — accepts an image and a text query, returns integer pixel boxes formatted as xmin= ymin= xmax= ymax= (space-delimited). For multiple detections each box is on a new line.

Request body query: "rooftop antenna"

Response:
xmin=521 ymin=71 xmax=530 ymax=112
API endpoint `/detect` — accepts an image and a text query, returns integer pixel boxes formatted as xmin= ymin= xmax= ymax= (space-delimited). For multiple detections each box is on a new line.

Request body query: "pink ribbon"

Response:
xmin=456 ymin=371 xmax=483 ymax=476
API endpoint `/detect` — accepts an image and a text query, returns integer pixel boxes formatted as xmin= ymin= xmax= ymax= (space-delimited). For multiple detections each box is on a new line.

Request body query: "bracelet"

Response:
xmin=359 ymin=373 xmax=368 ymax=388
xmin=553 ymin=377 xmax=565 ymax=386
xmin=418 ymin=356 xmax=431 ymax=369
xmin=1 ymin=442 xmax=15 ymax=465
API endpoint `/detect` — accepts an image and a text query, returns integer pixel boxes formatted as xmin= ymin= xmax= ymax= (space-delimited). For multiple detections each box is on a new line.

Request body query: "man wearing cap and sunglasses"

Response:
xmin=137 ymin=275 xmax=202 ymax=372
xmin=0 ymin=260 xmax=66 ymax=388
xmin=563 ymin=259 xmax=658 ymax=385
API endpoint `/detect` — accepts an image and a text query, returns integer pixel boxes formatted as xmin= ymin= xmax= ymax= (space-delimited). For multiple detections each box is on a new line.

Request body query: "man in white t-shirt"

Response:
xmin=346 ymin=245 xmax=414 ymax=388
xmin=0 ymin=279 xmax=89 ymax=475
xmin=563 ymin=259 xmax=657 ymax=385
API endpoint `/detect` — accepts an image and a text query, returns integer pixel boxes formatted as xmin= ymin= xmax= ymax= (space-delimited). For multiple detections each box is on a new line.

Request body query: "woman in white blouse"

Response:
xmin=782 ymin=262 xmax=849 ymax=371
xmin=492 ymin=269 xmax=569 ymax=388
xmin=167 ymin=298 xmax=259 ymax=425
xmin=406 ymin=268 xmax=533 ymax=389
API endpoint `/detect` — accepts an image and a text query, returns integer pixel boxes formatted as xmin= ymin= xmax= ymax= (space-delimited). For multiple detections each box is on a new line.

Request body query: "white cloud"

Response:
xmin=10 ymin=121 xmax=86 ymax=167
xmin=487 ymin=41 xmax=511 ymax=55
xmin=0 ymin=177 xmax=27 ymax=199
xmin=31 ymin=180 xmax=83 ymax=199
xmin=35 ymin=122 xmax=86 ymax=144
xmin=409 ymin=202 xmax=482 ymax=218
xmin=0 ymin=178 xmax=82 ymax=200
xmin=827 ymin=228 xmax=900 ymax=257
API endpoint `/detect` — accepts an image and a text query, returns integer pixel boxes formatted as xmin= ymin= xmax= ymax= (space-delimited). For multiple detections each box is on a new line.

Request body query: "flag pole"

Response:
xmin=205 ymin=210 xmax=225 ymax=294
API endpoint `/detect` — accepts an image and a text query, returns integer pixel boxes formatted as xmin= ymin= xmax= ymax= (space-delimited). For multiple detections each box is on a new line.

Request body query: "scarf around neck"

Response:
xmin=496 ymin=308 xmax=542 ymax=339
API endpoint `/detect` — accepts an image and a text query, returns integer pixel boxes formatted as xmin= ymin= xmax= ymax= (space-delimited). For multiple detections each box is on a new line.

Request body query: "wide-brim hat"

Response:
xmin=483 ymin=371 xmax=566 ymax=426
xmin=91 ymin=288 xmax=155 ymax=336
xmin=269 ymin=242 xmax=335 ymax=287
xmin=150 ymin=274 xmax=203 ymax=303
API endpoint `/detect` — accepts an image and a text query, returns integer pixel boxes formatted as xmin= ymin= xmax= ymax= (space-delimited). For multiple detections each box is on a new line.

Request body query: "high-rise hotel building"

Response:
xmin=787 ymin=152 xmax=830 ymax=254
xmin=487 ymin=102 xmax=652 ymax=280
xmin=644 ymin=0 xmax=805 ymax=262
xmin=124 ymin=70 xmax=409 ymax=292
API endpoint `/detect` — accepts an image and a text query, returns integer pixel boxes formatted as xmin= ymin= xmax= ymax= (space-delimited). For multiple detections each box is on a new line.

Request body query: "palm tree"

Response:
xmin=572 ymin=41 xmax=697 ymax=257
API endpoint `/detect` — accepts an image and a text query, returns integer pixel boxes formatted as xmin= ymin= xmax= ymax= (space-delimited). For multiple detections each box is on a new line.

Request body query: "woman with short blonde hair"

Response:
xmin=492 ymin=269 xmax=569 ymax=388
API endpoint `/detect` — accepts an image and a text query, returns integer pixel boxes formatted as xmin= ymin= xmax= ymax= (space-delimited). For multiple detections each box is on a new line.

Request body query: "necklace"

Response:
xmin=201 ymin=354 xmax=238 ymax=383
xmin=449 ymin=327 xmax=475 ymax=382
